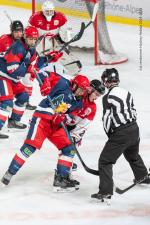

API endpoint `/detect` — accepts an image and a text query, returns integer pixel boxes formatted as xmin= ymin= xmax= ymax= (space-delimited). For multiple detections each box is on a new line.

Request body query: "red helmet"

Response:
xmin=72 ymin=74 xmax=90 ymax=90
xmin=24 ymin=26 xmax=39 ymax=38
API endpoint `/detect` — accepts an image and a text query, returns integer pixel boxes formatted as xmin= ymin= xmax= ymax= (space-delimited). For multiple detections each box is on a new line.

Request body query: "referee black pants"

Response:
xmin=98 ymin=122 xmax=148 ymax=195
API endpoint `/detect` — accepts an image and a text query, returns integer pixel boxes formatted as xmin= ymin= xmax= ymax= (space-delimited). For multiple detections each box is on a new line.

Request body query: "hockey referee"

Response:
xmin=91 ymin=68 xmax=150 ymax=202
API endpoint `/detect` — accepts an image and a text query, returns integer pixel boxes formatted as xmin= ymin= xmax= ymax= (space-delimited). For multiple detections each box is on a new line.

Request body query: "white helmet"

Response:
xmin=42 ymin=1 xmax=55 ymax=21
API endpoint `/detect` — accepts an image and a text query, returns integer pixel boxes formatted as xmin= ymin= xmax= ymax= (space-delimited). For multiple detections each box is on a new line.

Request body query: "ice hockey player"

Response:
xmin=0 ymin=20 xmax=23 ymax=55
xmin=0 ymin=26 xmax=40 ymax=139
xmin=67 ymin=79 xmax=105 ymax=171
xmin=0 ymin=20 xmax=37 ymax=111
xmin=28 ymin=0 xmax=82 ymax=76
xmin=1 ymin=73 xmax=90 ymax=192
xmin=91 ymin=68 xmax=150 ymax=203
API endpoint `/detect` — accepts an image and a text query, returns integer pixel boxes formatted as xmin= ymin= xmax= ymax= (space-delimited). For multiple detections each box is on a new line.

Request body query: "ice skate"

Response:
xmin=1 ymin=170 xmax=13 ymax=185
xmin=134 ymin=174 xmax=150 ymax=185
xmin=53 ymin=171 xmax=79 ymax=193
xmin=91 ymin=192 xmax=111 ymax=205
xmin=7 ymin=118 xmax=27 ymax=132
xmin=0 ymin=132 xmax=9 ymax=139
xmin=26 ymin=102 xmax=36 ymax=110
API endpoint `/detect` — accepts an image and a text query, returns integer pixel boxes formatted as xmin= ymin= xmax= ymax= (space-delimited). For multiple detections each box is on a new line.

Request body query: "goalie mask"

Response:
xmin=42 ymin=1 xmax=55 ymax=21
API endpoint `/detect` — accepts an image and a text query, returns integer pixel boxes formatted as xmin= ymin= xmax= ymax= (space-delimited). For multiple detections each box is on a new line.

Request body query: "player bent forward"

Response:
xmin=1 ymin=72 xmax=90 ymax=192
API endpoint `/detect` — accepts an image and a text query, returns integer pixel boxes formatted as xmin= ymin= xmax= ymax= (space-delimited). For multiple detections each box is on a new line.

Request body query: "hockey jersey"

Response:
xmin=0 ymin=34 xmax=13 ymax=56
xmin=29 ymin=11 xmax=67 ymax=36
xmin=0 ymin=39 xmax=38 ymax=82
xmin=68 ymin=96 xmax=97 ymax=142
xmin=33 ymin=72 xmax=83 ymax=120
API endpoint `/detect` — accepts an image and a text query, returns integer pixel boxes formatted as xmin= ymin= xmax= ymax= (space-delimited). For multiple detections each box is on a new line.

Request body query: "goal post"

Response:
xmin=32 ymin=0 xmax=128 ymax=65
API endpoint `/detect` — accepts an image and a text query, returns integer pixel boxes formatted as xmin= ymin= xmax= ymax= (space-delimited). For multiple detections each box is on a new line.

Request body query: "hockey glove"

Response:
xmin=40 ymin=77 xmax=51 ymax=96
xmin=27 ymin=65 xmax=39 ymax=79
xmin=46 ymin=51 xmax=63 ymax=63
xmin=52 ymin=113 xmax=66 ymax=125
xmin=65 ymin=114 xmax=76 ymax=126
xmin=71 ymin=130 xmax=85 ymax=147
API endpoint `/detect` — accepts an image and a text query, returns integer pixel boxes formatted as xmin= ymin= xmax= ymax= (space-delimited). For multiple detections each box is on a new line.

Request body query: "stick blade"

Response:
xmin=115 ymin=187 xmax=124 ymax=194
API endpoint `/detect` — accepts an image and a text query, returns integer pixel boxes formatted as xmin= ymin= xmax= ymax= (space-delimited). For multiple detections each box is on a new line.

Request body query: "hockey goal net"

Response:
xmin=32 ymin=0 xmax=128 ymax=65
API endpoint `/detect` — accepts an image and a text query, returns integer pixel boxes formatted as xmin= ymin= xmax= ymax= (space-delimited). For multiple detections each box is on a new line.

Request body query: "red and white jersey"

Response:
xmin=29 ymin=11 xmax=67 ymax=36
xmin=77 ymin=97 xmax=96 ymax=121
xmin=70 ymin=97 xmax=97 ymax=141
xmin=0 ymin=34 xmax=13 ymax=55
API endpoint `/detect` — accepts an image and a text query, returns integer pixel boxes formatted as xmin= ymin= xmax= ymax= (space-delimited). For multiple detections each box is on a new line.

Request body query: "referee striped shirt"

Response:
xmin=102 ymin=86 xmax=137 ymax=135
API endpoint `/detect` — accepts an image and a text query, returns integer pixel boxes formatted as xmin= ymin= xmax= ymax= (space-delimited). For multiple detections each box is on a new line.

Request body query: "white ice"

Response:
xmin=0 ymin=5 xmax=150 ymax=225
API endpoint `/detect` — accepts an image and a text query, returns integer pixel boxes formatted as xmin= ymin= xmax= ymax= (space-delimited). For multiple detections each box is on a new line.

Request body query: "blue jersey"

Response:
xmin=0 ymin=40 xmax=37 ymax=82
xmin=33 ymin=72 xmax=83 ymax=120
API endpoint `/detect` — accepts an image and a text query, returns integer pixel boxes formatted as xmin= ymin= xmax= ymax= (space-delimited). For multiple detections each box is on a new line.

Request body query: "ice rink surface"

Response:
xmin=0 ymin=5 xmax=150 ymax=225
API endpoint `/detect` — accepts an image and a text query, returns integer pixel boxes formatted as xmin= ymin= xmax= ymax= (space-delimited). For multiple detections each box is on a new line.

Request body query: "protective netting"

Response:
xmin=37 ymin=0 xmax=128 ymax=64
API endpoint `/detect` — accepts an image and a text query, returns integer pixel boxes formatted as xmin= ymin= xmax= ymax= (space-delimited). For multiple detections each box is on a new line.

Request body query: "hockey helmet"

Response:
xmin=24 ymin=26 xmax=39 ymax=39
xmin=73 ymin=74 xmax=90 ymax=90
xmin=42 ymin=1 xmax=55 ymax=20
xmin=90 ymin=79 xmax=105 ymax=95
xmin=10 ymin=20 xmax=24 ymax=32
xmin=101 ymin=68 xmax=120 ymax=84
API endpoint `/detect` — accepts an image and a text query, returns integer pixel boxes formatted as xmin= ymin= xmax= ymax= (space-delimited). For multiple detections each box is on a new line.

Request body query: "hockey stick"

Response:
xmin=75 ymin=149 xmax=99 ymax=175
xmin=3 ymin=10 xmax=12 ymax=23
xmin=115 ymin=173 xmax=150 ymax=194
xmin=40 ymin=22 xmax=85 ymax=55
xmin=84 ymin=1 xmax=99 ymax=29
xmin=34 ymin=71 xmax=99 ymax=175
xmin=40 ymin=2 xmax=99 ymax=55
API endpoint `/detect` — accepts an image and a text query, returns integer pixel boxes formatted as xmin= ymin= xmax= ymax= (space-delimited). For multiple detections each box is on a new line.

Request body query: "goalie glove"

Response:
xmin=59 ymin=23 xmax=73 ymax=42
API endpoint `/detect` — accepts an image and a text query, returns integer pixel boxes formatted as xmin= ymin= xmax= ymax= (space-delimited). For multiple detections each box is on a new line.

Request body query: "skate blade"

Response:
xmin=7 ymin=127 xmax=27 ymax=133
xmin=71 ymin=168 xmax=77 ymax=172
xmin=53 ymin=186 xmax=79 ymax=193
xmin=0 ymin=182 xmax=7 ymax=188
xmin=91 ymin=198 xmax=111 ymax=206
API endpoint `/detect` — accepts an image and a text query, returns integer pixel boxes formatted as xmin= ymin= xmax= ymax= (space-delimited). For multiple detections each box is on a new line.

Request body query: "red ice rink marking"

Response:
xmin=0 ymin=207 xmax=150 ymax=221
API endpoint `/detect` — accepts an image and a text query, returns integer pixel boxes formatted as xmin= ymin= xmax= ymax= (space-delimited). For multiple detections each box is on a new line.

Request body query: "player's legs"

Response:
xmin=49 ymin=128 xmax=79 ymax=191
xmin=0 ymin=78 xmax=13 ymax=138
xmin=123 ymin=123 xmax=148 ymax=181
xmin=8 ymin=82 xmax=29 ymax=130
xmin=22 ymin=73 xmax=36 ymax=110
xmin=1 ymin=117 xmax=48 ymax=185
